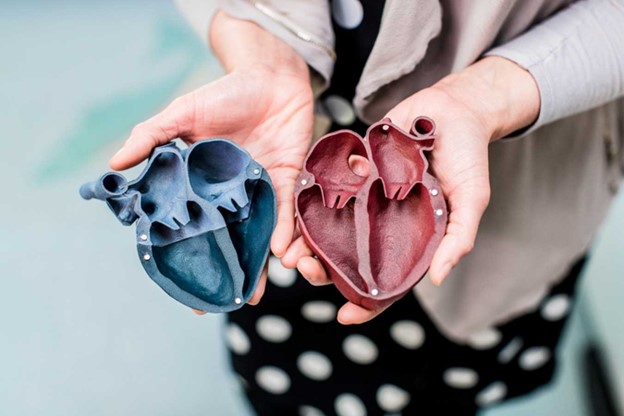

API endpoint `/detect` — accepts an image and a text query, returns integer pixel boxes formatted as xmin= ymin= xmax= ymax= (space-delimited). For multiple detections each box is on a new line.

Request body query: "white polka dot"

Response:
xmin=475 ymin=382 xmax=508 ymax=407
xmin=297 ymin=351 xmax=333 ymax=381
xmin=335 ymin=393 xmax=367 ymax=416
xmin=332 ymin=0 xmax=364 ymax=29
xmin=225 ymin=323 xmax=250 ymax=355
xmin=256 ymin=315 xmax=292 ymax=343
xmin=268 ymin=256 xmax=297 ymax=287
xmin=467 ymin=328 xmax=502 ymax=350
xmin=376 ymin=384 xmax=410 ymax=412
xmin=443 ymin=367 xmax=479 ymax=389
xmin=390 ymin=320 xmax=425 ymax=350
xmin=299 ymin=405 xmax=327 ymax=416
xmin=301 ymin=301 xmax=337 ymax=323
xmin=255 ymin=366 xmax=291 ymax=394
xmin=324 ymin=95 xmax=356 ymax=126
xmin=541 ymin=294 xmax=571 ymax=321
xmin=519 ymin=347 xmax=551 ymax=370
xmin=497 ymin=337 xmax=523 ymax=364
xmin=343 ymin=334 xmax=378 ymax=365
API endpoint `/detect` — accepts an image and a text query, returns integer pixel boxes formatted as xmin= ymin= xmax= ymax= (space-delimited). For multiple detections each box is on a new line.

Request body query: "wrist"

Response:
xmin=433 ymin=56 xmax=540 ymax=142
xmin=209 ymin=10 xmax=310 ymax=83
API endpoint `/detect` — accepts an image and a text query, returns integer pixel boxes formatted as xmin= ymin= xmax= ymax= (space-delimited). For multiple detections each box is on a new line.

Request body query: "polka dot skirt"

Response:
xmin=225 ymin=1 xmax=586 ymax=414
xmin=227 ymin=256 xmax=584 ymax=415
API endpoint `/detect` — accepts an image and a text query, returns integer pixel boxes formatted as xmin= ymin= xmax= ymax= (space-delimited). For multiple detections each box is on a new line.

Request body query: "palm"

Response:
xmin=183 ymin=71 xmax=313 ymax=174
xmin=178 ymin=71 xmax=314 ymax=255
xmin=110 ymin=69 xmax=315 ymax=307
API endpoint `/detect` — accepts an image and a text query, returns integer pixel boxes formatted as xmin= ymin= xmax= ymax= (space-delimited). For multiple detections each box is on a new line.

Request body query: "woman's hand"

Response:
xmin=283 ymin=56 xmax=540 ymax=324
xmin=109 ymin=11 xmax=314 ymax=307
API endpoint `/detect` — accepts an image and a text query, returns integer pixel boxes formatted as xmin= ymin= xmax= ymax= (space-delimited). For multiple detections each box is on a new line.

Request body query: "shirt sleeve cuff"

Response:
xmin=217 ymin=0 xmax=336 ymax=87
xmin=485 ymin=0 xmax=624 ymax=139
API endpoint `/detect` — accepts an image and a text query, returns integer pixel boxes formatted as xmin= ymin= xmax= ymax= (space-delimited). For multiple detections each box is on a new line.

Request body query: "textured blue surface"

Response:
xmin=81 ymin=140 xmax=276 ymax=312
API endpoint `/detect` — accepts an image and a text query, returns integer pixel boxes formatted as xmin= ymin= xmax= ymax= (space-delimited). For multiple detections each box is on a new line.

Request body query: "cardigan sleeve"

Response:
xmin=486 ymin=0 xmax=624 ymax=135
xmin=174 ymin=0 xmax=336 ymax=86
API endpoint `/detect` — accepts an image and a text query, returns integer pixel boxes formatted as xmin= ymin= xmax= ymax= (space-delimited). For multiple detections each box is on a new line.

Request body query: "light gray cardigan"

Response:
xmin=176 ymin=0 xmax=624 ymax=341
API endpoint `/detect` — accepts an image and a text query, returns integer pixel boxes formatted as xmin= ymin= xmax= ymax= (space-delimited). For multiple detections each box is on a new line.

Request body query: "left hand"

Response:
xmin=281 ymin=56 xmax=540 ymax=324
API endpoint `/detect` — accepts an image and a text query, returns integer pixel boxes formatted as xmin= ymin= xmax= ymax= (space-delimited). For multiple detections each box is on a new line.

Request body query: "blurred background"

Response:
xmin=1 ymin=1 xmax=622 ymax=415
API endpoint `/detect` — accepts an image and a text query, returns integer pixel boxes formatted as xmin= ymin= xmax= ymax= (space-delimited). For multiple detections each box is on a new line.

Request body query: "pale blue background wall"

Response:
xmin=1 ymin=1 xmax=621 ymax=415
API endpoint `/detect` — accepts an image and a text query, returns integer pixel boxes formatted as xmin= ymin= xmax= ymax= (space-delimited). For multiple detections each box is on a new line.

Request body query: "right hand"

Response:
xmin=109 ymin=66 xmax=314 ymax=306
xmin=282 ymin=56 xmax=540 ymax=325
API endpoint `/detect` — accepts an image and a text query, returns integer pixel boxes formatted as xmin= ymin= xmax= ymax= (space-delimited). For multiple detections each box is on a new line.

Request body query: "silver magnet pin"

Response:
xmin=430 ymin=189 xmax=439 ymax=196
xmin=143 ymin=253 xmax=151 ymax=261
xmin=435 ymin=209 xmax=443 ymax=216
xmin=234 ymin=297 xmax=242 ymax=305
xmin=301 ymin=179 xmax=308 ymax=186
xmin=253 ymin=168 xmax=260 ymax=175
xmin=371 ymin=288 xmax=379 ymax=296
xmin=140 ymin=234 xmax=148 ymax=241
xmin=382 ymin=125 xmax=389 ymax=132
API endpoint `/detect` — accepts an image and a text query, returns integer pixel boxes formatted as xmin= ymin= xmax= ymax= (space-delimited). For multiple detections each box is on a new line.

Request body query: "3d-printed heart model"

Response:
xmin=80 ymin=139 xmax=276 ymax=313
xmin=295 ymin=117 xmax=447 ymax=310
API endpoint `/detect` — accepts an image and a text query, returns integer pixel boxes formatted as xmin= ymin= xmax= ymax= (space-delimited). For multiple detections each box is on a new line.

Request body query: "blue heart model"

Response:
xmin=80 ymin=139 xmax=276 ymax=313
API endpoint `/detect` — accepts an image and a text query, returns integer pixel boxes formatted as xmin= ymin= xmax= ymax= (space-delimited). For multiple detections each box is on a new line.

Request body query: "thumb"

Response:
xmin=428 ymin=182 xmax=490 ymax=285
xmin=109 ymin=94 xmax=195 ymax=170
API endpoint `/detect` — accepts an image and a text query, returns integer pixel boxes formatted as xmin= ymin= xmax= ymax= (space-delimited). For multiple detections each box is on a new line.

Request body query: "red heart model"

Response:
xmin=295 ymin=117 xmax=448 ymax=310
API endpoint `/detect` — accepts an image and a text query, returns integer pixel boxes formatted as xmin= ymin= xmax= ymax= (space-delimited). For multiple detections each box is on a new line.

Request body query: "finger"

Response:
xmin=429 ymin=184 xmax=490 ymax=285
xmin=348 ymin=154 xmax=371 ymax=177
xmin=270 ymin=170 xmax=297 ymax=257
xmin=109 ymin=95 xmax=194 ymax=170
xmin=192 ymin=309 xmax=206 ymax=315
xmin=281 ymin=235 xmax=314 ymax=269
xmin=248 ymin=261 xmax=269 ymax=305
xmin=291 ymin=224 xmax=302 ymax=241
xmin=297 ymin=256 xmax=332 ymax=286
xmin=384 ymin=106 xmax=421 ymax=132
xmin=337 ymin=302 xmax=387 ymax=325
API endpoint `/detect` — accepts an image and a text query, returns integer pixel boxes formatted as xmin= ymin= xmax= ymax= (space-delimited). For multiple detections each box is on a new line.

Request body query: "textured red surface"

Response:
xmin=295 ymin=117 xmax=448 ymax=310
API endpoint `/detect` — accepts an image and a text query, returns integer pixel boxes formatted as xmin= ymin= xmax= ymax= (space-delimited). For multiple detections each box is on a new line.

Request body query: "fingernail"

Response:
xmin=309 ymin=279 xmax=332 ymax=287
xmin=302 ymin=274 xmax=321 ymax=286
xmin=192 ymin=309 xmax=206 ymax=315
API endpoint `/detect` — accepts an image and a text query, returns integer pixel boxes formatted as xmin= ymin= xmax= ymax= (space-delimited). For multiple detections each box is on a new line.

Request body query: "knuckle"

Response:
xmin=154 ymin=125 xmax=170 ymax=143
xmin=461 ymin=239 xmax=475 ymax=254
xmin=170 ymin=95 xmax=195 ymax=134
xmin=168 ymin=97 xmax=188 ymax=115
xmin=454 ymin=233 xmax=475 ymax=257
xmin=477 ymin=185 xmax=491 ymax=207
xmin=130 ymin=122 xmax=147 ymax=136
xmin=169 ymin=96 xmax=185 ymax=108
xmin=466 ymin=184 xmax=490 ymax=210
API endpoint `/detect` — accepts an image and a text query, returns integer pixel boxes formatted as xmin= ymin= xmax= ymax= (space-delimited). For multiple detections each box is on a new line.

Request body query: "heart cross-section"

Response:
xmin=295 ymin=117 xmax=447 ymax=310
xmin=80 ymin=139 xmax=276 ymax=313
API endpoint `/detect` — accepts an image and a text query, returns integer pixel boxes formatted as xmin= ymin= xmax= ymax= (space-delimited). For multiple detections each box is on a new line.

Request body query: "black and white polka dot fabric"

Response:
xmin=227 ymin=256 xmax=584 ymax=415
xmin=320 ymin=0 xmax=384 ymax=138
xmin=225 ymin=1 xmax=586 ymax=414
